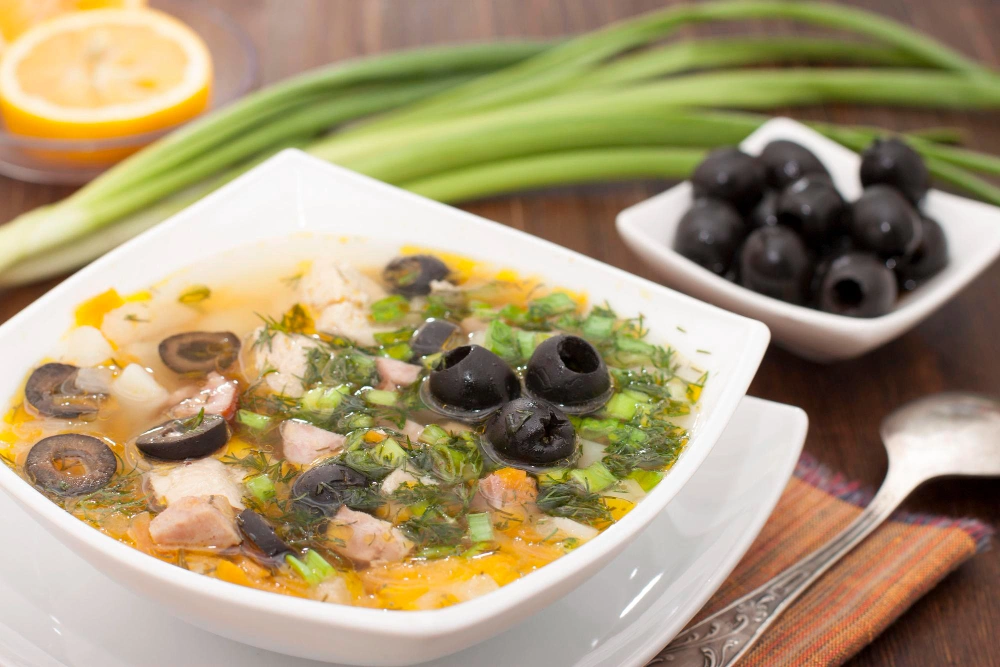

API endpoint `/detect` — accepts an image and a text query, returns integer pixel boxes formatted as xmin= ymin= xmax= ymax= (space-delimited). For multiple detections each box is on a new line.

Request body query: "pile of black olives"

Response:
xmin=421 ymin=335 xmax=614 ymax=470
xmin=674 ymin=138 xmax=948 ymax=318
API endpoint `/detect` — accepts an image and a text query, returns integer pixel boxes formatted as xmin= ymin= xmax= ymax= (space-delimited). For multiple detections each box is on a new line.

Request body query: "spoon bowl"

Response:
xmin=881 ymin=392 xmax=1000 ymax=480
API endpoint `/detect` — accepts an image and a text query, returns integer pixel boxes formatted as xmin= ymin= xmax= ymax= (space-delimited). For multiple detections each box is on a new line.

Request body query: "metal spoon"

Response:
xmin=655 ymin=392 xmax=1000 ymax=666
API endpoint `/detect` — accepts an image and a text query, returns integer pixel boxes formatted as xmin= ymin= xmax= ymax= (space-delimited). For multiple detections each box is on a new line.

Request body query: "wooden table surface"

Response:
xmin=2 ymin=1 xmax=997 ymax=665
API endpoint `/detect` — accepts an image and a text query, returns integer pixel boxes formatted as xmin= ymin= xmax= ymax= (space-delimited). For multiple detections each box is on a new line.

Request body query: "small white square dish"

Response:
xmin=616 ymin=117 xmax=1000 ymax=363
xmin=0 ymin=150 xmax=769 ymax=665
xmin=0 ymin=396 xmax=807 ymax=667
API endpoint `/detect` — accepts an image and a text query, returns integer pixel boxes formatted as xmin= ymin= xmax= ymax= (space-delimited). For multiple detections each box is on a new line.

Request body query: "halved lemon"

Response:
xmin=0 ymin=7 xmax=211 ymax=143
xmin=0 ymin=0 xmax=147 ymax=54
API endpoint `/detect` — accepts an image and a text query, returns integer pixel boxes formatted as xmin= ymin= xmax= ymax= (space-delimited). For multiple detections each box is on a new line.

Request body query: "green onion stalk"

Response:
xmin=1 ymin=0 xmax=999 ymax=287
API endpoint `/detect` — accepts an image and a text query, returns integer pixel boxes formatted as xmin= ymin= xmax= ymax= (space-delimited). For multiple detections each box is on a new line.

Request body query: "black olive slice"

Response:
xmin=483 ymin=397 xmax=579 ymax=471
xmin=291 ymin=462 xmax=370 ymax=518
xmin=25 ymin=434 xmax=117 ymax=496
xmin=410 ymin=319 xmax=461 ymax=359
xmin=159 ymin=331 xmax=241 ymax=374
xmin=236 ymin=509 xmax=291 ymax=559
xmin=383 ymin=255 xmax=450 ymax=297
xmin=524 ymin=335 xmax=612 ymax=414
xmin=136 ymin=413 xmax=230 ymax=460
xmin=24 ymin=363 xmax=101 ymax=419
xmin=421 ymin=345 xmax=521 ymax=423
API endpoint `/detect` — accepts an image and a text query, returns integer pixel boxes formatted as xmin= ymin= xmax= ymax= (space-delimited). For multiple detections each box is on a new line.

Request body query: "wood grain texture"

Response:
xmin=1 ymin=1 xmax=997 ymax=665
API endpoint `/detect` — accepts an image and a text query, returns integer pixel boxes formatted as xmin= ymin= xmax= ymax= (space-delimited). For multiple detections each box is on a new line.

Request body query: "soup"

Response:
xmin=0 ymin=244 xmax=705 ymax=610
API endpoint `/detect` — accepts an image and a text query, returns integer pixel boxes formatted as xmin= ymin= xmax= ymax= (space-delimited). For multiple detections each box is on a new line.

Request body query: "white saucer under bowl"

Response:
xmin=0 ymin=396 xmax=806 ymax=667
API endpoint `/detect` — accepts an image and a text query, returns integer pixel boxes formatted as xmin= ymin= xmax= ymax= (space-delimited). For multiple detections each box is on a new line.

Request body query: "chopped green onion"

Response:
xmin=628 ymin=469 xmax=664 ymax=493
xmin=374 ymin=437 xmax=408 ymax=466
xmin=623 ymin=388 xmax=654 ymax=404
xmin=536 ymin=468 xmax=571 ymax=486
xmin=364 ymin=389 xmax=398 ymax=406
xmin=574 ymin=417 xmax=621 ymax=437
xmin=344 ymin=413 xmax=375 ymax=430
xmin=461 ymin=542 xmax=496 ymax=558
xmin=615 ymin=335 xmax=655 ymax=355
xmin=603 ymin=393 xmax=639 ymax=421
xmin=236 ymin=409 xmax=275 ymax=433
xmin=286 ymin=554 xmax=321 ymax=585
xmin=300 ymin=385 xmax=350 ymax=413
xmin=373 ymin=327 xmax=415 ymax=345
xmin=499 ymin=303 xmax=527 ymax=324
xmin=528 ymin=292 xmax=577 ymax=318
xmin=370 ymin=295 xmax=409 ymax=323
xmin=484 ymin=319 xmax=520 ymax=364
xmin=418 ymin=424 xmax=450 ymax=446
xmin=245 ymin=474 xmax=276 ymax=502
xmin=581 ymin=314 xmax=615 ymax=340
xmin=467 ymin=512 xmax=495 ymax=543
xmin=570 ymin=461 xmax=617 ymax=493
xmin=178 ymin=285 xmax=211 ymax=304
xmin=381 ymin=342 xmax=413 ymax=360
xmin=304 ymin=549 xmax=335 ymax=580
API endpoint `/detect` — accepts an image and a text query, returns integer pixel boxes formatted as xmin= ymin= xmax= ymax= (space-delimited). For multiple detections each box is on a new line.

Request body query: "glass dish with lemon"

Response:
xmin=0 ymin=0 xmax=256 ymax=183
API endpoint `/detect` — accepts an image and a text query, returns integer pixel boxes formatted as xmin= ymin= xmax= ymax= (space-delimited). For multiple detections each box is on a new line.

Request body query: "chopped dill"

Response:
xmin=222 ymin=449 xmax=296 ymax=484
xmin=536 ymin=483 xmax=611 ymax=525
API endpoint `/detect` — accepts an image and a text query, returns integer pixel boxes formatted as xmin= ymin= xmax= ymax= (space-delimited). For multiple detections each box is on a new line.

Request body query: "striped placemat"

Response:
xmin=648 ymin=454 xmax=993 ymax=666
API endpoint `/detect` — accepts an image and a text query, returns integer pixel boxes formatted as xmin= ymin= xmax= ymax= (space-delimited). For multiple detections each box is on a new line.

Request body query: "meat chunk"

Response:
xmin=298 ymin=260 xmax=386 ymax=312
xmin=147 ymin=457 xmax=247 ymax=509
xmin=327 ymin=506 xmax=414 ymax=566
xmin=247 ymin=330 xmax=317 ymax=398
xmin=401 ymin=419 xmax=424 ymax=443
xmin=475 ymin=468 xmax=538 ymax=511
xmin=149 ymin=495 xmax=241 ymax=549
xmin=298 ymin=260 xmax=393 ymax=347
xmin=380 ymin=468 xmax=419 ymax=495
xmin=281 ymin=420 xmax=346 ymax=465
xmin=376 ymin=357 xmax=422 ymax=390
xmin=170 ymin=372 xmax=239 ymax=420
xmin=315 ymin=301 xmax=385 ymax=347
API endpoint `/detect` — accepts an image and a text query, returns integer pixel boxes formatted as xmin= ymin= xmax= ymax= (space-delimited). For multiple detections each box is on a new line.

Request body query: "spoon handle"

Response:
xmin=651 ymin=462 xmax=920 ymax=667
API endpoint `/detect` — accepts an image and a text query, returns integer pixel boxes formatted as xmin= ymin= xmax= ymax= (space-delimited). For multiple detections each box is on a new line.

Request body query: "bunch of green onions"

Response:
xmin=1 ymin=0 xmax=1000 ymax=287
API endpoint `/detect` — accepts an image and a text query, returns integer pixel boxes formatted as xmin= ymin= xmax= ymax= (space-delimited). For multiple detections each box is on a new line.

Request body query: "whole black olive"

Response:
xmin=25 ymin=434 xmax=117 ymax=496
xmin=673 ymin=198 xmax=745 ymax=276
xmin=759 ymin=140 xmax=830 ymax=190
xmin=748 ymin=190 xmax=779 ymax=230
xmin=24 ymin=363 xmax=102 ymax=419
xmin=524 ymin=335 xmax=611 ymax=413
xmin=849 ymin=185 xmax=923 ymax=260
xmin=422 ymin=345 xmax=521 ymax=422
xmin=816 ymin=252 xmax=897 ymax=318
xmin=136 ymin=413 xmax=230 ymax=460
xmin=291 ymin=462 xmax=370 ymax=517
xmin=739 ymin=226 xmax=814 ymax=305
xmin=159 ymin=331 xmax=241 ymax=374
xmin=896 ymin=215 xmax=949 ymax=291
xmin=860 ymin=137 xmax=929 ymax=205
xmin=383 ymin=255 xmax=450 ymax=297
xmin=484 ymin=397 xmax=578 ymax=469
xmin=237 ymin=509 xmax=291 ymax=559
xmin=410 ymin=319 xmax=461 ymax=359
xmin=776 ymin=176 xmax=846 ymax=247
xmin=691 ymin=148 xmax=766 ymax=213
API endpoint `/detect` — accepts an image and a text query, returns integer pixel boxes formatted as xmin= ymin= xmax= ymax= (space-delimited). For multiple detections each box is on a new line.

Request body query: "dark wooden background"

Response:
xmin=1 ymin=1 xmax=997 ymax=665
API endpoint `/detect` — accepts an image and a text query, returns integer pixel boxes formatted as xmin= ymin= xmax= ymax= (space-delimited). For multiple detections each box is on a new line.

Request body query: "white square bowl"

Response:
xmin=617 ymin=117 xmax=1000 ymax=363
xmin=0 ymin=150 xmax=770 ymax=666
